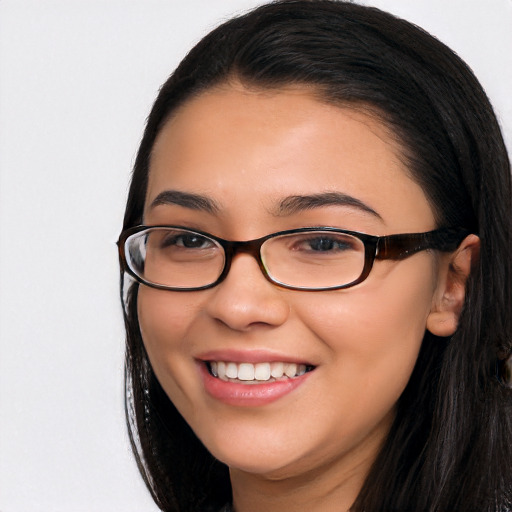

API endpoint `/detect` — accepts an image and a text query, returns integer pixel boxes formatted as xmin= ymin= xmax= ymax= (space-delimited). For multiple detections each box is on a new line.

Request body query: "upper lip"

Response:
xmin=196 ymin=349 xmax=316 ymax=366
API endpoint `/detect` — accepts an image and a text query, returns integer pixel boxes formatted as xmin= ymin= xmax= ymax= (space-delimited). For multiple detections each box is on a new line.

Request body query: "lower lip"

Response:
xmin=199 ymin=363 xmax=311 ymax=407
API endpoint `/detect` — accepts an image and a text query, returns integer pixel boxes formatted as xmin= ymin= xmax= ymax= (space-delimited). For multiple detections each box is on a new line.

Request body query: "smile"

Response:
xmin=200 ymin=360 xmax=314 ymax=406
xmin=207 ymin=361 xmax=314 ymax=383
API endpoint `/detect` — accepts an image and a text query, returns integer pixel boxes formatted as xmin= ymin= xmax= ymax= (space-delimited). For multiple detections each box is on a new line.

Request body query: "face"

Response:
xmin=138 ymin=84 xmax=443 ymax=483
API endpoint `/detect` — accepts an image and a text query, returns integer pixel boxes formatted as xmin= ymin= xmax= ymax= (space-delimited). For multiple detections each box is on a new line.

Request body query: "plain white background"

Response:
xmin=0 ymin=1 xmax=510 ymax=510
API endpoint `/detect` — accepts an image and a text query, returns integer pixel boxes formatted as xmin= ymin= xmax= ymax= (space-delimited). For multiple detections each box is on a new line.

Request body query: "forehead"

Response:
xmin=146 ymin=84 xmax=435 ymax=233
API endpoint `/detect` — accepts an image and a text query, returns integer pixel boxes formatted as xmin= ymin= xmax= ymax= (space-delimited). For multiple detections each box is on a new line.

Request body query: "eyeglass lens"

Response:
xmin=124 ymin=227 xmax=367 ymax=290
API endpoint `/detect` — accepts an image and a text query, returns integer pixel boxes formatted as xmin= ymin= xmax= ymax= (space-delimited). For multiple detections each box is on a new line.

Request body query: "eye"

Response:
xmin=160 ymin=231 xmax=215 ymax=250
xmin=292 ymin=233 xmax=358 ymax=253
xmin=305 ymin=236 xmax=350 ymax=252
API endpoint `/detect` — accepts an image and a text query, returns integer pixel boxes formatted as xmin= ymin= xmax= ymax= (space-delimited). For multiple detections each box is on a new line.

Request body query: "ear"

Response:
xmin=426 ymin=234 xmax=480 ymax=337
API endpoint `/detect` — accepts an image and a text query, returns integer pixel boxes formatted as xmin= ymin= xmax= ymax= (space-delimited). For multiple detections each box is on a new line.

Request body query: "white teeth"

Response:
xmin=226 ymin=362 xmax=238 ymax=379
xmin=284 ymin=363 xmax=297 ymax=378
xmin=238 ymin=363 xmax=255 ymax=381
xmin=254 ymin=362 xmax=271 ymax=381
xmin=217 ymin=361 xmax=228 ymax=381
xmin=270 ymin=362 xmax=284 ymax=378
xmin=209 ymin=361 xmax=311 ymax=382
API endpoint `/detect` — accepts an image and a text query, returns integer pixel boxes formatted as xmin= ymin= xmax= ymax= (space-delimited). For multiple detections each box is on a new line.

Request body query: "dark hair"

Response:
xmin=120 ymin=1 xmax=512 ymax=510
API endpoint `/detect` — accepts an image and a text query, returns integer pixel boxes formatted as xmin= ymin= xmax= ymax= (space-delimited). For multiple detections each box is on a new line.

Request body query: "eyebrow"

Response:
xmin=149 ymin=190 xmax=220 ymax=214
xmin=275 ymin=192 xmax=383 ymax=219
xmin=149 ymin=189 xmax=382 ymax=220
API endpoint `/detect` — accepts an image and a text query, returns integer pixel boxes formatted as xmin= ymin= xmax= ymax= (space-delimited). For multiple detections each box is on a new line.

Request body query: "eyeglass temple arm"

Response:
xmin=375 ymin=227 xmax=471 ymax=260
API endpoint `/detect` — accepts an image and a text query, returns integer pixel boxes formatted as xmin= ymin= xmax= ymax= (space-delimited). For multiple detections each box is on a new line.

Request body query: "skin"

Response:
xmin=137 ymin=84 xmax=475 ymax=512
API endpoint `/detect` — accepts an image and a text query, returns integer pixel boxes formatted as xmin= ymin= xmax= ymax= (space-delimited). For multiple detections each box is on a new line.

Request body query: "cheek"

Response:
xmin=297 ymin=257 xmax=436 ymax=400
xmin=138 ymin=287 xmax=190 ymax=349
xmin=137 ymin=287 xmax=201 ymax=397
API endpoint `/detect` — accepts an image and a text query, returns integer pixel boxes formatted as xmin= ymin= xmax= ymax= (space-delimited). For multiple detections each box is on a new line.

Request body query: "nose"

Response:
xmin=205 ymin=253 xmax=290 ymax=331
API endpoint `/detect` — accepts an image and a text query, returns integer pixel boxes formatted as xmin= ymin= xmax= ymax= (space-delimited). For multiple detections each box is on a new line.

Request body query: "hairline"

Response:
xmin=146 ymin=75 xmax=429 ymax=221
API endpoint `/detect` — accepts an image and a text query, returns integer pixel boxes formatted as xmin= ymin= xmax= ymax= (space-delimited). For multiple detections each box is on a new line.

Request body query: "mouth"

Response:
xmin=206 ymin=361 xmax=315 ymax=384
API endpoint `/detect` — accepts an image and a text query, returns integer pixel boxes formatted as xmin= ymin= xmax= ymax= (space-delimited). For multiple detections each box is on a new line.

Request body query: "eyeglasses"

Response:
xmin=118 ymin=225 xmax=469 ymax=292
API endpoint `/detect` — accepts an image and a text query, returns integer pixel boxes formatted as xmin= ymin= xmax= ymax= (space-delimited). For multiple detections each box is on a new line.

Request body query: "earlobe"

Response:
xmin=426 ymin=234 xmax=480 ymax=337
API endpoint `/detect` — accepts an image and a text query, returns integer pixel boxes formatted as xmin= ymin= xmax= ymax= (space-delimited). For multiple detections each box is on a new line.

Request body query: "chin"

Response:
xmin=201 ymin=429 xmax=304 ymax=476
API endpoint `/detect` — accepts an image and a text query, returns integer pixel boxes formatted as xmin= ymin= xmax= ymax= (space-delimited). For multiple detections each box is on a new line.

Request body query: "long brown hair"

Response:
xmin=120 ymin=2 xmax=512 ymax=510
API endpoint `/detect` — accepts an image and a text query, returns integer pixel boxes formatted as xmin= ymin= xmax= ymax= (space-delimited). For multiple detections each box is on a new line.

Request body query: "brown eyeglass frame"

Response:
xmin=117 ymin=225 xmax=471 ymax=292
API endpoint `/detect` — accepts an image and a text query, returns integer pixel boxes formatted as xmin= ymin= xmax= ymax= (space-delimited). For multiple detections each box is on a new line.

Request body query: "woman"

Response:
xmin=118 ymin=1 xmax=512 ymax=510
